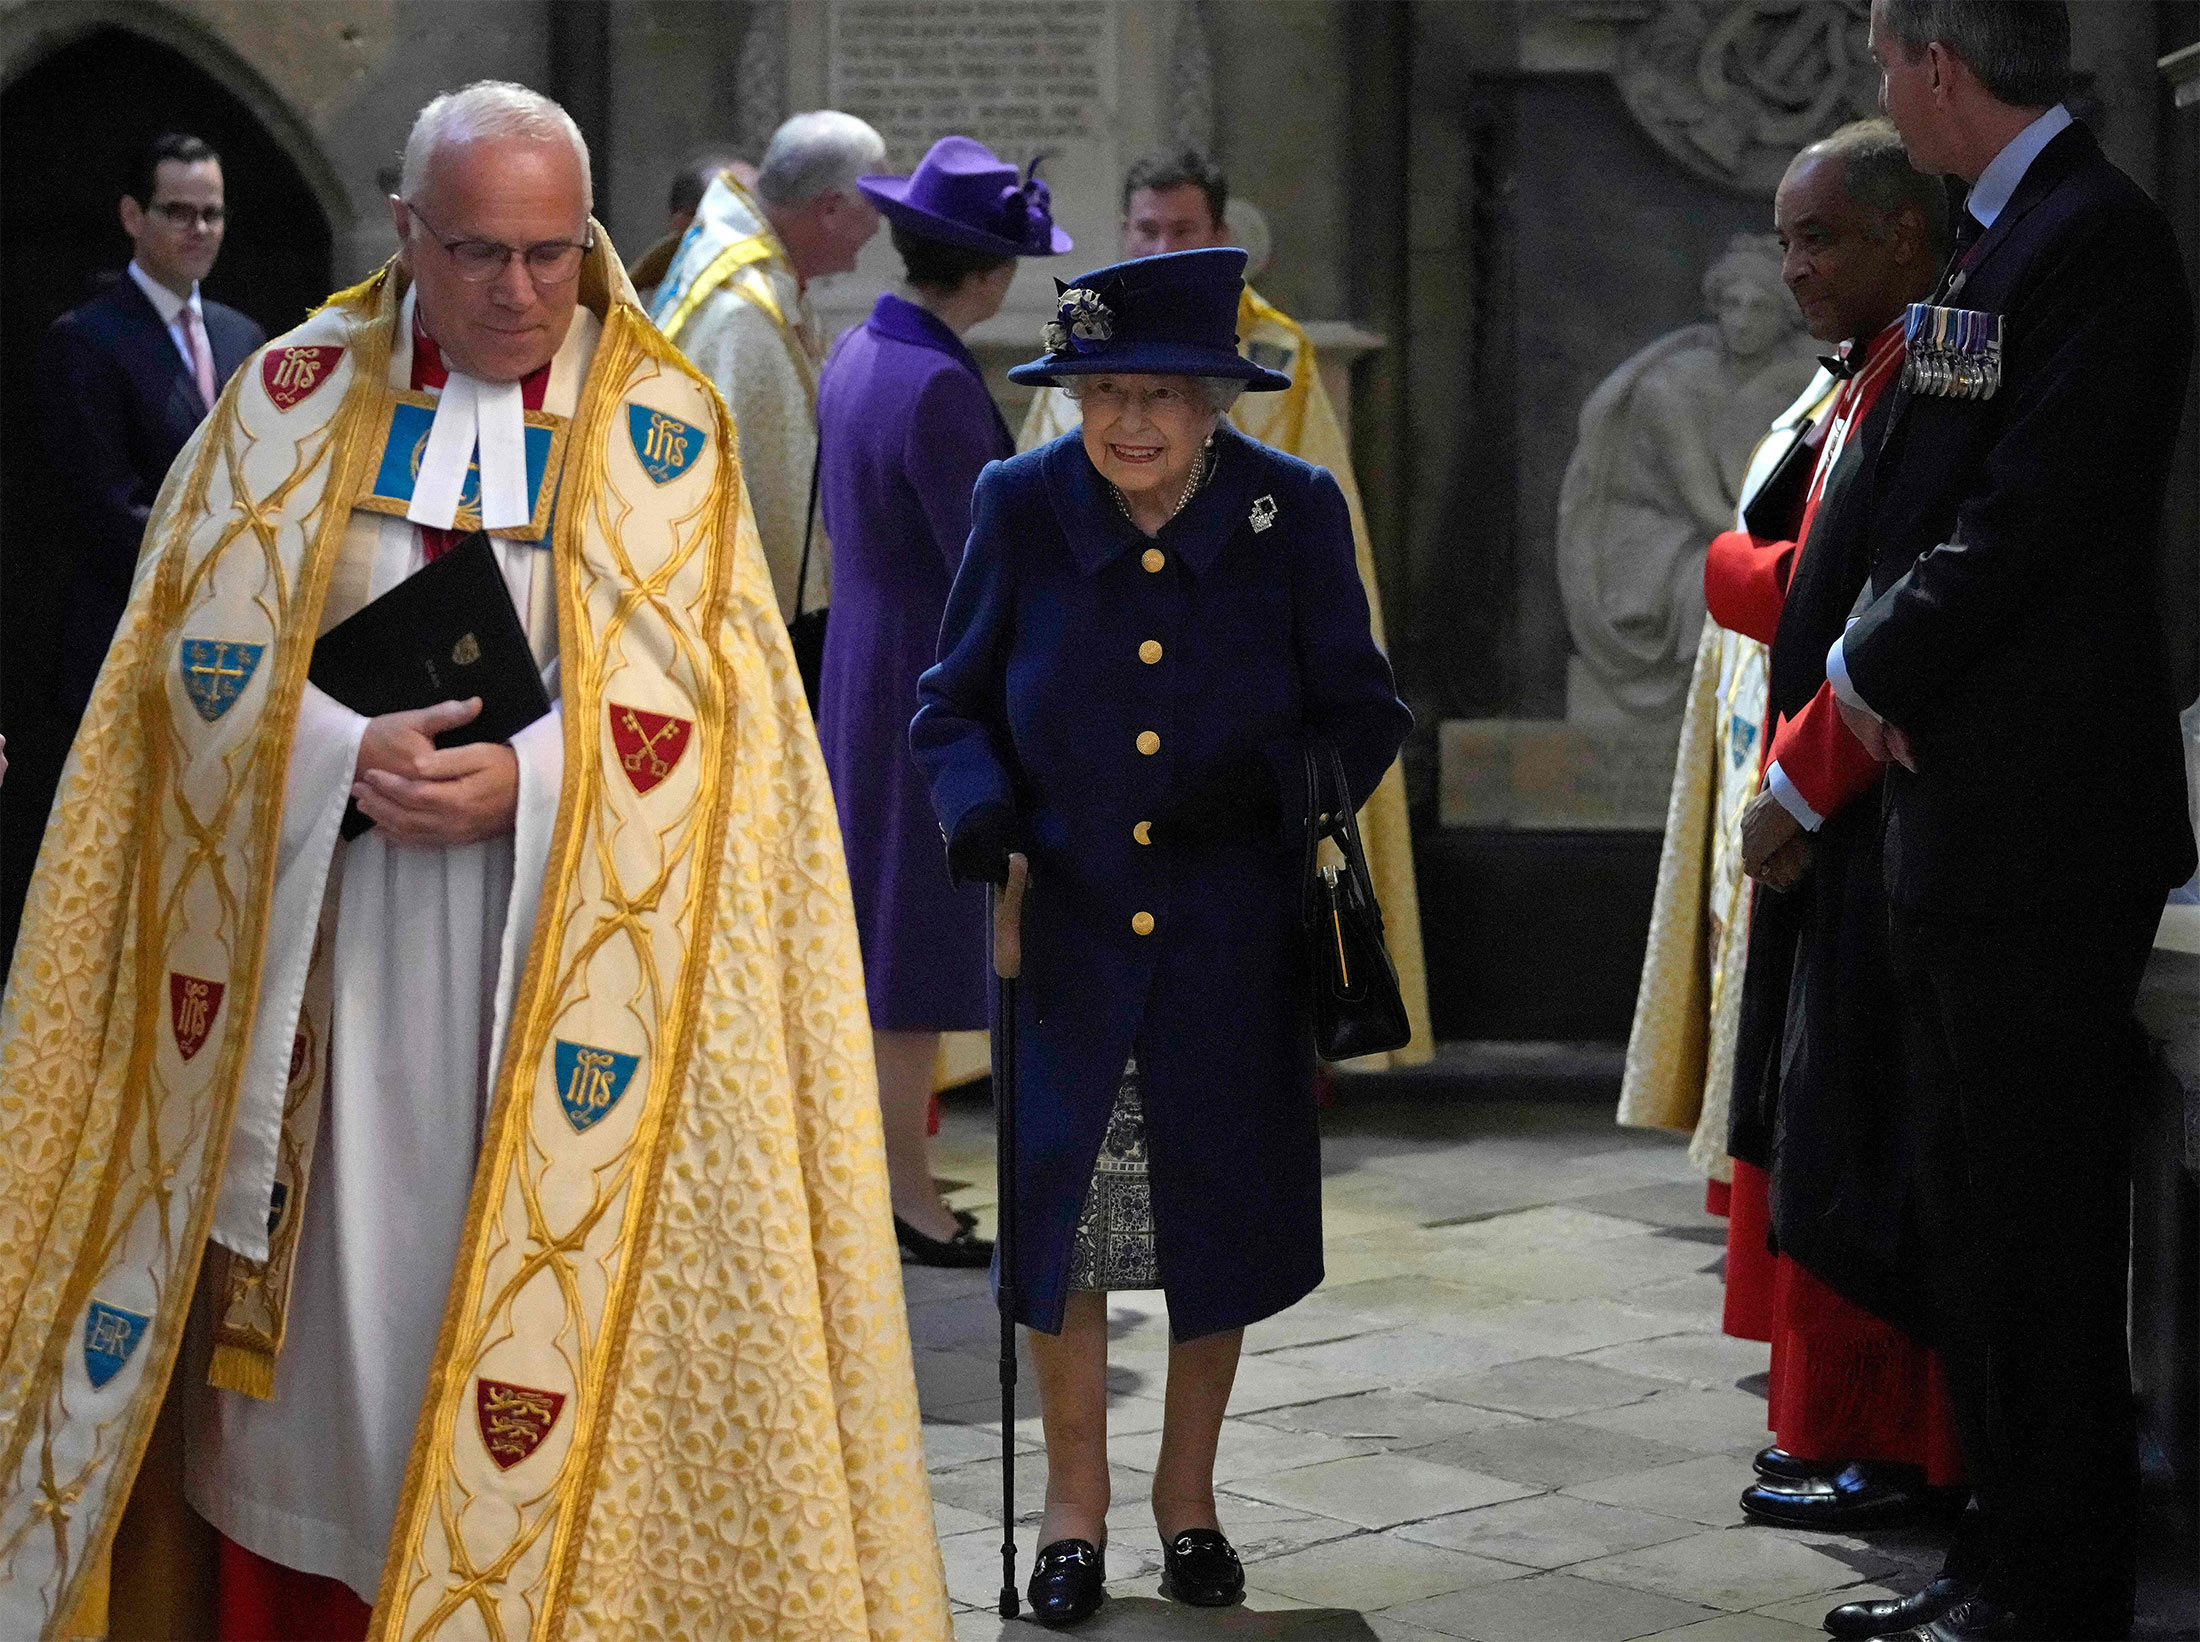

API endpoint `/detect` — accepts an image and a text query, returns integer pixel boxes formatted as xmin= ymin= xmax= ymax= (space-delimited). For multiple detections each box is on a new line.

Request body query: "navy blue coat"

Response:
xmin=44 ymin=276 xmax=264 ymax=722
xmin=912 ymin=424 xmax=1410 ymax=1339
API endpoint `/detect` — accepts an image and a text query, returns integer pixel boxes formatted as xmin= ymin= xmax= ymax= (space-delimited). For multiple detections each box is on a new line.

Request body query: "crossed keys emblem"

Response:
xmin=606 ymin=702 xmax=693 ymax=796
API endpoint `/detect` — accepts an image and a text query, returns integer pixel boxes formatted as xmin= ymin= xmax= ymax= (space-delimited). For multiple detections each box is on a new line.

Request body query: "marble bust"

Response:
xmin=1557 ymin=234 xmax=1823 ymax=722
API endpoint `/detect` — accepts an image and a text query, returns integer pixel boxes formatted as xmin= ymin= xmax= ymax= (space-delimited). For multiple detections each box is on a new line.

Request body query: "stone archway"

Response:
xmin=0 ymin=13 xmax=339 ymax=971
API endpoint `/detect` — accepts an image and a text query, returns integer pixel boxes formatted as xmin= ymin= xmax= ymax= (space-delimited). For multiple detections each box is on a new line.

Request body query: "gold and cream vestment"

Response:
xmin=0 ymin=233 xmax=947 ymax=1641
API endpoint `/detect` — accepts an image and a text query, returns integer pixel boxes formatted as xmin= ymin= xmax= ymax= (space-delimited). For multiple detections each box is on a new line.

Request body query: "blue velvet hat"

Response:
xmin=1005 ymin=247 xmax=1291 ymax=390
xmin=858 ymin=136 xmax=1071 ymax=258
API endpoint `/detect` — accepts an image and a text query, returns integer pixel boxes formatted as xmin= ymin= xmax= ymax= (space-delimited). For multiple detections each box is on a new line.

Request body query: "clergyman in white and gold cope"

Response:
xmin=0 ymin=80 xmax=946 ymax=1642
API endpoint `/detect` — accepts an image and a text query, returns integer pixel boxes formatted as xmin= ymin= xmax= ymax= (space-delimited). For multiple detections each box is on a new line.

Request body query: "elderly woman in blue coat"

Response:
xmin=913 ymin=247 xmax=1410 ymax=1626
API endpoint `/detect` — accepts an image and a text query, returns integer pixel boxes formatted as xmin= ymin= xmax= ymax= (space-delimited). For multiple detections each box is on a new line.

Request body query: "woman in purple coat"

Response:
xmin=816 ymin=137 xmax=1069 ymax=1264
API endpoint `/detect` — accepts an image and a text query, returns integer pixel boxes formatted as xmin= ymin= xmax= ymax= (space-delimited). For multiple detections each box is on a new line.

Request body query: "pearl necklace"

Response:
xmin=1110 ymin=438 xmax=1215 ymax=529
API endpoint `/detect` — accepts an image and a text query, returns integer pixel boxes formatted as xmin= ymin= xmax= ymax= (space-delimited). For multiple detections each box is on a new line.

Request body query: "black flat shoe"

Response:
xmin=1160 ymin=1528 xmax=1244 ymax=1608
xmin=1825 ymin=1574 xmax=1973 ymax=1640
xmin=1756 ymin=1445 xmax=1838 ymax=1483
xmin=893 ymin=1214 xmax=993 ymax=1268
xmin=1027 ymin=1538 xmax=1104 ymax=1628
xmin=1741 ymin=1461 xmax=1959 ymax=1531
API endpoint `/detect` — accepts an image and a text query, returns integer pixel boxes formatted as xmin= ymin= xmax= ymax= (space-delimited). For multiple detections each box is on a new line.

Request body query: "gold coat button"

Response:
xmin=1133 ymin=821 xmax=1152 ymax=846
xmin=1136 ymin=730 xmax=1160 ymax=756
xmin=1131 ymin=911 xmax=1155 ymax=936
xmin=1139 ymin=640 xmax=1163 ymax=665
xmin=1142 ymin=548 xmax=1165 ymax=573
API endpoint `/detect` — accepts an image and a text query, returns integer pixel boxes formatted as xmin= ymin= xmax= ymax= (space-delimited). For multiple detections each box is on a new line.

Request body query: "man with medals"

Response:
xmin=1817 ymin=6 xmax=2195 ymax=1638
xmin=0 ymin=81 xmax=946 ymax=1641
xmin=650 ymin=111 xmax=887 ymax=625
xmin=1014 ymin=148 xmax=1432 ymax=1075
xmin=1683 ymin=121 xmax=1977 ymax=1564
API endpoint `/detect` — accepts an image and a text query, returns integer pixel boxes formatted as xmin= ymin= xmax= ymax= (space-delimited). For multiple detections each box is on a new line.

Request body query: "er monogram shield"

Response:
xmin=608 ymin=703 xmax=693 ymax=795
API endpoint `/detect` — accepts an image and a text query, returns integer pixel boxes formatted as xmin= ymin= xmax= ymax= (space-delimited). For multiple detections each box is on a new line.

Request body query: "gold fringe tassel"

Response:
xmin=206 ymin=1341 xmax=276 ymax=1401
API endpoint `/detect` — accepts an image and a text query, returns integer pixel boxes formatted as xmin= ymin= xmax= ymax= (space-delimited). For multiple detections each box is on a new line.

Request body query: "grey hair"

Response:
xmin=755 ymin=111 xmax=886 ymax=208
xmin=1799 ymin=117 xmax=1953 ymax=260
xmin=399 ymin=81 xmax=592 ymax=208
xmin=1060 ymin=375 xmax=1247 ymax=415
xmin=1877 ymin=0 xmax=2071 ymax=108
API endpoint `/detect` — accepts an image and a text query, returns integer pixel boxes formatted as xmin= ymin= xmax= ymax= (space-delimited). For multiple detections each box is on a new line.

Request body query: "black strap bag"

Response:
xmin=789 ymin=444 xmax=828 ymax=714
xmin=1302 ymin=741 xmax=1412 ymax=1062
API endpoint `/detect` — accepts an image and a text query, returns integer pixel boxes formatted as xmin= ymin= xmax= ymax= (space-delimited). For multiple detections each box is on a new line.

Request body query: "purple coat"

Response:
xmin=816 ymin=294 xmax=1009 ymax=1030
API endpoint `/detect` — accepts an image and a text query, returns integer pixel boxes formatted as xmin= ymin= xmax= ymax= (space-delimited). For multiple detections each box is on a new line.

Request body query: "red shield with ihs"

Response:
xmin=475 ymin=1378 xmax=566 ymax=1470
xmin=169 ymin=973 xmax=225 ymax=1062
xmin=260 ymin=346 xmax=342 ymax=412
xmin=608 ymin=703 xmax=693 ymax=796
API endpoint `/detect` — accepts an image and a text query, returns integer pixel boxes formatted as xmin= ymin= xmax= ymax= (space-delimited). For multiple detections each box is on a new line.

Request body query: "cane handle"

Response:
xmin=993 ymin=853 xmax=1029 ymax=979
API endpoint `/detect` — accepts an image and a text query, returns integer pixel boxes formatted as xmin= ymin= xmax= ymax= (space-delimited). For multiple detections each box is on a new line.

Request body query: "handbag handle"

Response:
xmin=1301 ymin=740 xmax=1384 ymax=933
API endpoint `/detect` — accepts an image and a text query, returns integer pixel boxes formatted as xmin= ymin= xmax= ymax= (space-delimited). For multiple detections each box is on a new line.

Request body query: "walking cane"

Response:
xmin=991 ymin=851 xmax=1030 ymax=1621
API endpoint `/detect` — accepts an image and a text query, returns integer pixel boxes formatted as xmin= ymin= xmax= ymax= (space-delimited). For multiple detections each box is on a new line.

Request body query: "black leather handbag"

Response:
xmin=789 ymin=445 xmax=827 ymax=714
xmin=1302 ymin=741 xmax=1411 ymax=1062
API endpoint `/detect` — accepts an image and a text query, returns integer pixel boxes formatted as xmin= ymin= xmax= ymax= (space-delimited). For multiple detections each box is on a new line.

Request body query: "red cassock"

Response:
xmin=1699 ymin=325 xmax=1963 ymax=1484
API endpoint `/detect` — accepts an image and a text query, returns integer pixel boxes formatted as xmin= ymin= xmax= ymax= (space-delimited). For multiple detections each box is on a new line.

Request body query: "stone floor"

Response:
xmin=912 ymin=1093 xmax=1955 ymax=1642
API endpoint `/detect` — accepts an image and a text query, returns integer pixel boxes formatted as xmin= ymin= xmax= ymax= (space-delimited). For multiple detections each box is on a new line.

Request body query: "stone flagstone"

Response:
xmin=1227 ymin=1453 xmax=1538 ymax=1530
xmin=1385 ymin=1571 xmax=1718 ymax=1642
xmin=1569 ymin=1525 xmax=1903 ymax=1612
xmin=1397 ymin=1491 xmax=1703 ymax=1570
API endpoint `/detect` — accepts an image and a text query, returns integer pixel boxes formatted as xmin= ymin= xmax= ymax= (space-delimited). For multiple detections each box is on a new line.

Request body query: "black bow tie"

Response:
xmin=1819 ymin=353 xmax=1858 ymax=381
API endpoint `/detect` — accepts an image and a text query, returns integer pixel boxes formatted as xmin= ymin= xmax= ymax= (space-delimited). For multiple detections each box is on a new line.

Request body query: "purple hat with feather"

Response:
xmin=858 ymin=136 xmax=1072 ymax=258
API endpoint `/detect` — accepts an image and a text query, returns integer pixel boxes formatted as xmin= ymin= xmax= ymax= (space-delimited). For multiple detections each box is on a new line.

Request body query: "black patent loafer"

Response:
xmin=1825 ymin=1575 xmax=1973 ymax=1640
xmin=1755 ymin=1445 xmax=1837 ymax=1483
xmin=1027 ymin=1538 xmax=1104 ymax=1628
xmin=1160 ymin=1528 xmax=1244 ymax=1608
xmin=1741 ymin=1461 xmax=1958 ymax=1531
xmin=893 ymin=1214 xmax=993 ymax=1268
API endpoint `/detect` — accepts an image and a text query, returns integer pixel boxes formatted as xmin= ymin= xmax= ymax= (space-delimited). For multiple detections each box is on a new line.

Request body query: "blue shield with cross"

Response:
xmin=179 ymin=639 xmax=265 ymax=724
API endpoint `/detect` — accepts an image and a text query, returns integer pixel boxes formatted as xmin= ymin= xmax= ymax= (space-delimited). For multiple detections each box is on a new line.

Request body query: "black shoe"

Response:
xmin=1160 ymin=1528 xmax=1244 ymax=1608
xmin=1742 ymin=1462 xmax=1958 ymax=1531
xmin=1879 ymin=1594 xmax=2031 ymax=1641
xmin=1824 ymin=1574 xmax=1974 ymax=1640
xmin=1027 ymin=1538 xmax=1105 ymax=1628
xmin=893 ymin=1213 xmax=993 ymax=1268
xmin=1757 ymin=1445 xmax=1839 ymax=1483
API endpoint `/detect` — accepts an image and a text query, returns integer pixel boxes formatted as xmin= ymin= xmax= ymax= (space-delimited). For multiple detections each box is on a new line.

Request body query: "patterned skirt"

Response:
xmin=1066 ymin=1057 xmax=1161 ymax=1291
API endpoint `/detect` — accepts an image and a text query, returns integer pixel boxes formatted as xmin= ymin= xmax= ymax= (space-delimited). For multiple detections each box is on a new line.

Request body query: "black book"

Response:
xmin=1742 ymin=419 xmax=1818 ymax=541
xmin=309 ymin=531 xmax=552 ymax=839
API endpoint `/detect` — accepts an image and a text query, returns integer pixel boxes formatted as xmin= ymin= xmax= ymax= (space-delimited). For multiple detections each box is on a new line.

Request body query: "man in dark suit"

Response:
xmin=1825 ymin=4 xmax=2196 ymax=1638
xmin=44 ymin=132 xmax=264 ymax=723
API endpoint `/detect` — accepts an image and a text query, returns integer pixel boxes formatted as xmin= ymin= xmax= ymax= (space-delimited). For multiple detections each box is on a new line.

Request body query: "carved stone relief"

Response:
xmin=1614 ymin=0 xmax=1879 ymax=196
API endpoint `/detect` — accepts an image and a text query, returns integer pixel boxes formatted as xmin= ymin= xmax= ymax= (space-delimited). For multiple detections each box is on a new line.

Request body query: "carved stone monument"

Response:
xmin=1555 ymin=232 xmax=1820 ymax=724
xmin=1615 ymin=0 xmax=1878 ymax=196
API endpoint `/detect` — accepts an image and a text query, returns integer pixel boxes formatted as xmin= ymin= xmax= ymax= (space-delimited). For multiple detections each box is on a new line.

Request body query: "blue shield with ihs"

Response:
xmin=553 ymin=1040 xmax=640 ymax=1134
xmin=628 ymin=405 xmax=702 ymax=486
xmin=179 ymin=639 xmax=266 ymax=724
xmin=83 ymin=1299 xmax=149 ymax=1390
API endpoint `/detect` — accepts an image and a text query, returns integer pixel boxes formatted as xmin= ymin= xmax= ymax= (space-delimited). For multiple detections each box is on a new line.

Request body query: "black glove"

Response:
xmin=1149 ymin=752 xmax=1279 ymax=848
xmin=946 ymin=800 xmax=1018 ymax=886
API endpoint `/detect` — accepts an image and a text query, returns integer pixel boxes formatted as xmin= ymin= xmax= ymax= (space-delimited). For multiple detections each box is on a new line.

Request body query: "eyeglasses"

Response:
xmin=150 ymin=202 xmax=225 ymax=229
xmin=402 ymin=198 xmax=592 ymax=285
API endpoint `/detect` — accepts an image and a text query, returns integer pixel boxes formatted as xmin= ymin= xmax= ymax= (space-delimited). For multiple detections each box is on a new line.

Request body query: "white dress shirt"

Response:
xmin=126 ymin=259 xmax=206 ymax=376
xmin=1819 ymin=104 xmax=2072 ymax=782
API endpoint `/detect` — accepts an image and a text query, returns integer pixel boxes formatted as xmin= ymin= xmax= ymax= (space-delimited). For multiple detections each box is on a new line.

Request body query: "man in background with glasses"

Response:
xmin=43 ymin=131 xmax=263 ymax=729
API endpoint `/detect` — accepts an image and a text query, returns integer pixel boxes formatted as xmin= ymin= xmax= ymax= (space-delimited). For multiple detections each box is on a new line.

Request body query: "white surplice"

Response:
xmin=184 ymin=290 xmax=597 ymax=1600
